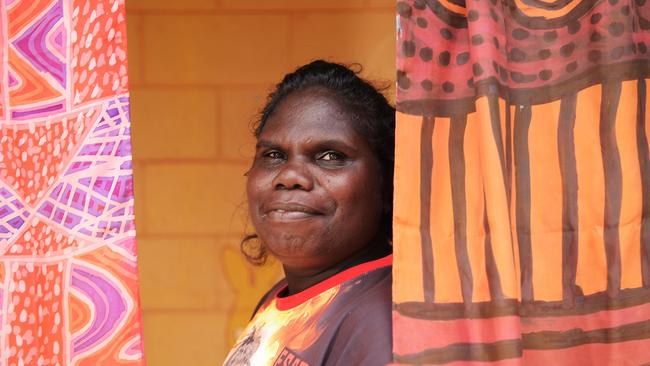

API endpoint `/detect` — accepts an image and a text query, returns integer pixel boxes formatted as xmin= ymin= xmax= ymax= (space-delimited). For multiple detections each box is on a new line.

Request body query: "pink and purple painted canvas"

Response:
xmin=0 ymin=0 xmax=145 ymax=365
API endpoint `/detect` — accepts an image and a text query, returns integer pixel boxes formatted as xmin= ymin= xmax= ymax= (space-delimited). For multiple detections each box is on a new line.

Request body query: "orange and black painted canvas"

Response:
xmin=393 ymin=0 xmax=650 ymax=364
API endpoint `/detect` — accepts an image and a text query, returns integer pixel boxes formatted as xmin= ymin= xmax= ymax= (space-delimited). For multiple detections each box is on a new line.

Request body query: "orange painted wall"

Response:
xmin=125 ymin=0 xmax=395 ymax=364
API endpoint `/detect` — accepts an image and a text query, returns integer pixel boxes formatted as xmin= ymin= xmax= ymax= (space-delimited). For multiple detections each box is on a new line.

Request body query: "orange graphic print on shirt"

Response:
xmin=224 ymin=286 xmax=338 ymax=365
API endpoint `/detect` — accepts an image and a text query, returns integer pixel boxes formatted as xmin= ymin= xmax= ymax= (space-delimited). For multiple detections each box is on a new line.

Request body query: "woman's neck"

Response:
xmin=281 ymin=241 xmax=391 ymax=296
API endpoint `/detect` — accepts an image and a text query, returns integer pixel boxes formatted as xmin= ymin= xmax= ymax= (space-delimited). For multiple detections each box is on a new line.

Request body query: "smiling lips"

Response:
xmin=264 ymin=203 xmax=323 ymax=221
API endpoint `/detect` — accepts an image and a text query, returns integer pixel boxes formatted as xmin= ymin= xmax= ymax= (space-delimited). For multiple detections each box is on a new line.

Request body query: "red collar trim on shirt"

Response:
xmin=274 ymin=254 xmax=392 ymax=311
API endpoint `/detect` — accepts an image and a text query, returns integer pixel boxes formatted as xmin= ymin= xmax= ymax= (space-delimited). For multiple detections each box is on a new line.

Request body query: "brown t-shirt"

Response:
xmin=223 ymin=255 xmax=392 ymax=366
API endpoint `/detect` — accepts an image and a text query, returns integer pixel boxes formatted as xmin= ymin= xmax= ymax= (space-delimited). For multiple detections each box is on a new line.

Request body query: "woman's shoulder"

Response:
xmin=338 ymin=264 xmax=392 ymax=324
xmin=338 ymin=255 xmax=392 ymax=306
xmin=321 ymin=266 xmax=392 ymax=365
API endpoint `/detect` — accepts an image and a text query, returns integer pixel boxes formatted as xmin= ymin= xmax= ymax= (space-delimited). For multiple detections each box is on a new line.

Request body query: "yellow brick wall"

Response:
xmin=125 ymin=1 xmax=395 ymax=364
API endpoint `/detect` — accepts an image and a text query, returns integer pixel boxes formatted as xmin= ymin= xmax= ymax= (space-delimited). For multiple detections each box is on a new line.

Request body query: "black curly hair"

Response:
xmin=241 ymin=60 xmax=396 ymax=265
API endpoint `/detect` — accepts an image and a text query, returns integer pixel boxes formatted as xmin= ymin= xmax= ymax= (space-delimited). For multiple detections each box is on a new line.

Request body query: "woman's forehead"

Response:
xmin=260 ymin=90 xmax=361 ymax=141
xmin=274 ymin=87 xmax=348 ymax=116
xmin=258 ymin=121 xmax=362 ymax=151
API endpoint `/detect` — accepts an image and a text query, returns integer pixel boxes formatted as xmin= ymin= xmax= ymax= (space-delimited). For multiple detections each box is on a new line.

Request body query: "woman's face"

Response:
xmin=246 ymin=88 xmax=384 ymax=272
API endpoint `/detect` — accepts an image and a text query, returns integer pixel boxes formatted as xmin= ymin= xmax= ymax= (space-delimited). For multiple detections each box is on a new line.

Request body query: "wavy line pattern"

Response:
xmin=71 ymin=264 xmax=128 ymax=357
xmin=13 ymin=0 xmax=65 ymax=86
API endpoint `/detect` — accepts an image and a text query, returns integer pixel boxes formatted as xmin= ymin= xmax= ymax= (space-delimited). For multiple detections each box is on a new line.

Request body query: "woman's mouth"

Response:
xmin=264 ymin=203 xmax=323 ymax=221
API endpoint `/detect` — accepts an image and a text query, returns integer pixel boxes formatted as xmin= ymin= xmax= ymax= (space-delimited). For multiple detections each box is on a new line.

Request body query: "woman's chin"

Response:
xmin=256 ymin=222 xmax=328 ymax=248
xmin=265 ymin=242 xmax=330 ymax=265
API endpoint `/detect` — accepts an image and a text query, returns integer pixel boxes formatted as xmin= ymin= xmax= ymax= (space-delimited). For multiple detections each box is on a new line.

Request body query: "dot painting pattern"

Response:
xmin=0 ymin=1 xmax=144 ymax=366
xmin=396 ymin=0 xmax=650 ymax=115
xmin=71 ymin=0 xmax=129 ymax=105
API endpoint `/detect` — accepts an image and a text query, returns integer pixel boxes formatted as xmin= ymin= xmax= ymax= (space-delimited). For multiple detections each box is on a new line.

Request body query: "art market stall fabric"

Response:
xmin=393 ymin=0 xmax=650 ymax=364
xmin=0 ymin=0 xmax=144 ymax=365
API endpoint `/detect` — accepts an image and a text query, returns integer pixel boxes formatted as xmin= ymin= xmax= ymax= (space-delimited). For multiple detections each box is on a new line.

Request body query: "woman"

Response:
xmin=224 ymin=60 xmax=395 ymax=366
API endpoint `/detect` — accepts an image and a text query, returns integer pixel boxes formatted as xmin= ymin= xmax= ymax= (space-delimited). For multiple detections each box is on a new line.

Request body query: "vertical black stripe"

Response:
xmin=449 ymin=114 xmax=473 ymax=303
xmin=505 ymin=101 xmax=513 ymax=207
xmin=600 ymin=82 xmax=623 ymax=298
xmin=488 ymin=94 xmax=509 ymax=196
xmin=484 ymin=191 xmax=504 ymax=299
xmin=492 ymin=94 xmax=518 ymax=279
xmin=514 ymin=104 xmax=534 ymax=302
xmin=557 ymin=93 xmax=579 ymax=307
xmin=505 ymin=99 xmax=518 ymax=272
xmin=420 ymin=116 xmax=436 ymax=302
xmin=637 ymin=79 xmax=650 ymax=288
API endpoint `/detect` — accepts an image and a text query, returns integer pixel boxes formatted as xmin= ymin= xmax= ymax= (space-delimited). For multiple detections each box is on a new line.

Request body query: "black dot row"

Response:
xmin=402 ymin=39 xmax=648 ymax=65
xmin=398 ymin=44 xmax=648 ymax=92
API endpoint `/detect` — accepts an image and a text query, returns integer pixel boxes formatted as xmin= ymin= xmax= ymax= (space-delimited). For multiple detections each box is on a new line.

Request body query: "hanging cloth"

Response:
xmin=0 ymin=1 xmax=145 ymax=365
xmin=393 ymin=0 xmax=650 ymax=364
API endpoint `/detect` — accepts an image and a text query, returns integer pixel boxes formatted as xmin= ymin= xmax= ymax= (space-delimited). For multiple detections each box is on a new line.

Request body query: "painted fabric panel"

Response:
xmin=0 ymin=1 xmax=144 ymax=365
xmin=224 ymin=255 xmax=392 ymax=366
xmin=393 ymin=0 xmax=650 ymax=364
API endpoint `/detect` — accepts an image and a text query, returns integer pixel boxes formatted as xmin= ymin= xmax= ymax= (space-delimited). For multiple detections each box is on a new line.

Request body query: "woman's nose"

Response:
xmin=272 ymin=160 xmax=314 ymax=191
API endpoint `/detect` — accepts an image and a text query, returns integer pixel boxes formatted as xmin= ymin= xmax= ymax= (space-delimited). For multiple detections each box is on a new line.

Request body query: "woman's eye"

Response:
xmin=318 ymin=151 xmax=345 ymax=161
xmin=263 ymin=151 xmax=285 ymax=160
